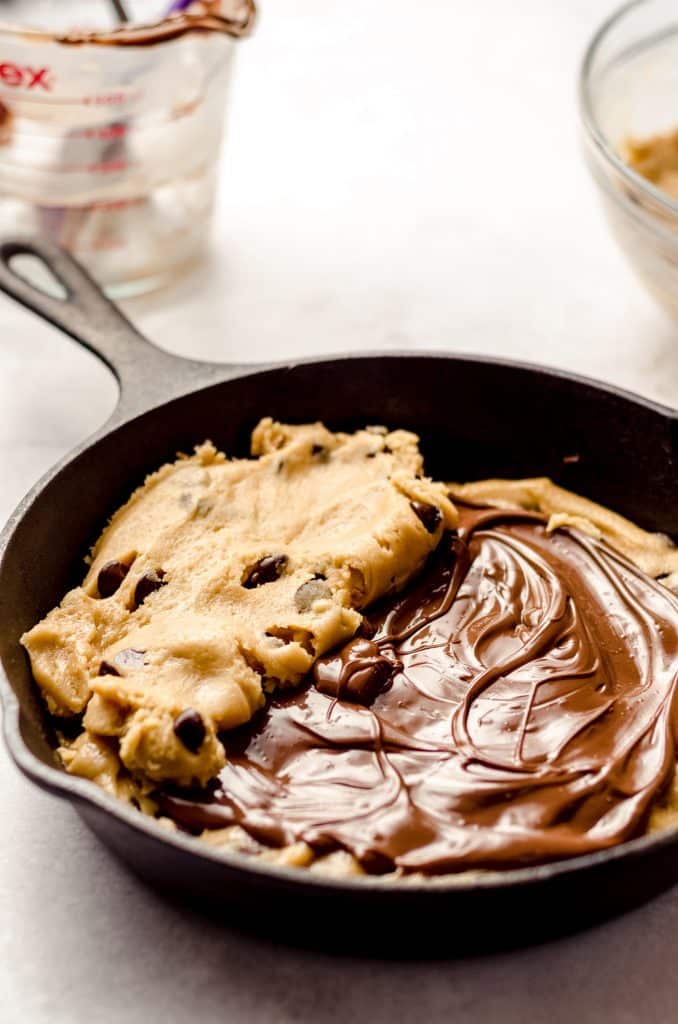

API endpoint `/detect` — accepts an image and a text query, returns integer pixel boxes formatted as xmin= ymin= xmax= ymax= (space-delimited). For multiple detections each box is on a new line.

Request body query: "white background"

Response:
xmin=2 ymin=2 xmax=678 ymax=1021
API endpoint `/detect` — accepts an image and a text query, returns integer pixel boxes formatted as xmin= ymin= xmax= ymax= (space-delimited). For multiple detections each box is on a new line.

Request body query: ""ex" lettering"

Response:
xmin=0 ymin=62 xmax=52 ymax=91
xmin=25 ymin=66 xmax=51 ymax=91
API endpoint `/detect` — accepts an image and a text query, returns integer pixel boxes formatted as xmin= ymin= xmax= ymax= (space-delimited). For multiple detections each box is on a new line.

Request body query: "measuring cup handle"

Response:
xmin=0 ymin=236 xmax=225 ymax=418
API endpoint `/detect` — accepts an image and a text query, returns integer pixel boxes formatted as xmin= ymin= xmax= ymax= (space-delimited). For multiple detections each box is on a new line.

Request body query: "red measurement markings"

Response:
xmin=0 ymin=62 xmax=52 ymax=91
xmin=60 ymin=160 xmax=129 ymax=173
xmin=74 ymin=124 xmax=128 ymax=140
xmin=89 ymin=198 xmax=145 ymax=210
xmin=82 ymin=93 xmax=127 ymax=106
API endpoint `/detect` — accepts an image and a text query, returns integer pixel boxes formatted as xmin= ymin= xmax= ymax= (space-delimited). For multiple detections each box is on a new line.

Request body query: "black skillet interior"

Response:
xmin=1 ymin=238 xmax=678 ymax=955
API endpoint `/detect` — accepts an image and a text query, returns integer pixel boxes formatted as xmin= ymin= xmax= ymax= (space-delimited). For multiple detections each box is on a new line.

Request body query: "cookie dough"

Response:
xmin=624 ymin=129 xmax=678 ymax=200
xmin=447 ymin=476 xmax=678 ymax=589
xmin=22 ymin=419 xmax=456 ymax=789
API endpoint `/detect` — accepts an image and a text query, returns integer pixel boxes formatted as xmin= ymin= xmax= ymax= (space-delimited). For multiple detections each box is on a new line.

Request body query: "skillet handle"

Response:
xmin=0 ymin=236 xmax=222 ymax=417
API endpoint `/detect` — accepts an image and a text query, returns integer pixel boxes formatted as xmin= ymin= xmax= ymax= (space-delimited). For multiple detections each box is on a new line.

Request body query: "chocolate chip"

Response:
xmin=314 ymin=638 xmax=394 ymax=706
xmin=97 ymin=560 xmax=130 ymax=598
xmin=360 ymin=850 xmax=394 ymax=875
xmin=115 ymin=648 xmax=146 ymax=670
xmin=173 ymin=708 xmax=206 ymax=753
xmin=243 ymin=555 xmax=287 ymax=589
xmin=98 ymin=647 xmax=146 ymax=676
xmin=311 ymin=444 xmax=330 ymax=462
xmin=439 ymin=529 xmax=460 ymax=555
xmin=134 ymin=570 xmax=166 ymax=608
xmin=344 ymin=657 xmax=393 ymax=705
xmin=294 ymin=578 xmax=332 ymax=612
xmin=98 ymin=660 xmax=120 ymax=676
xmin=410 ymin=501 xmax=442 ymax=534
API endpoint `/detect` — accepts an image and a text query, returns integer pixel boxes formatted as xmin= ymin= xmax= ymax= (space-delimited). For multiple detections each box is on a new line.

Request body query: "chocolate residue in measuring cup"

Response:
xmin=0 ymin=101 xmax=12 ymax=146
xmin=56 ymin=1 xmax=255 ymax=46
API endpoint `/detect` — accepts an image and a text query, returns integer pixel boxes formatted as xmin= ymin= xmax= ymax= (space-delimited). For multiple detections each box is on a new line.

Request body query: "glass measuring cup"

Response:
xmin=0 ymin=2 xmax=255 ymax=294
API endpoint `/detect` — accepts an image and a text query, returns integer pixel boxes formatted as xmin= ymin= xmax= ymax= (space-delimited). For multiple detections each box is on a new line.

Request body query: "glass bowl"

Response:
xmin=580 ymin=0 xmax=678 ymax=319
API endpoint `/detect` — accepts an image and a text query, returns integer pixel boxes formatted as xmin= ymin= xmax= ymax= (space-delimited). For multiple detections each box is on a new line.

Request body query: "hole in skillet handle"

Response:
xmin=0 ymin=236 xmax=126 ymax=328
xmin=8 ymin=253 xmax=68 ymax=301
xmin=0 ymin=236 xmax=117 ymax=340
xmin=0 ymin=236 xmax=181 ymax=404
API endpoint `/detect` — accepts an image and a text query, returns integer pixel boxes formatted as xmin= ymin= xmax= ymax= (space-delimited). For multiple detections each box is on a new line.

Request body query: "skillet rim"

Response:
xmin=2 ymin=348 xmax=678 ymax=897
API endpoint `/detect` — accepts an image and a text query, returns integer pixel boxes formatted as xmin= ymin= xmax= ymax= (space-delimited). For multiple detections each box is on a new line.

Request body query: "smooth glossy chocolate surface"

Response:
xmin=159 ymin=506 xmax=678 ymax=873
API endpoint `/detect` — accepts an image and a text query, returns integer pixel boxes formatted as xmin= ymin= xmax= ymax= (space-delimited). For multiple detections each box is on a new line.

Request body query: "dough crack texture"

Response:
xmin=22 ymin=420 xmax=456 ymax=790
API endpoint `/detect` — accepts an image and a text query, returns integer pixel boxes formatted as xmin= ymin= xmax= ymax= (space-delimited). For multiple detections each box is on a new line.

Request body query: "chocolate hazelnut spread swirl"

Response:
xmin=160 ymin=506 xmax=678 ymax=873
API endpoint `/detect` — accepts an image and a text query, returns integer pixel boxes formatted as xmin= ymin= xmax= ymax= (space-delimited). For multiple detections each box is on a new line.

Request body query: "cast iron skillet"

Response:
xmin=1 ymin=237 xmax=678 ymax=956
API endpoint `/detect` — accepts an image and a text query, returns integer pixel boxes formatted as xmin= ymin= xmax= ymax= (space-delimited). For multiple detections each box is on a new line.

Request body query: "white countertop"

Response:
xmin=3 ymin=2 xmax=678 ymax=1021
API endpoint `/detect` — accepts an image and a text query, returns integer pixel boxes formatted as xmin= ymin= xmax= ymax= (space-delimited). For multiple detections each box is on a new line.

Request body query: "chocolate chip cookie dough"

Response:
xmin=624 ymin=129 xmax=678 ymax=200
xmin=21 ymin=426 xmax=678 ymax=879
xmin=22 ymin=419 xmax=455 ymax=792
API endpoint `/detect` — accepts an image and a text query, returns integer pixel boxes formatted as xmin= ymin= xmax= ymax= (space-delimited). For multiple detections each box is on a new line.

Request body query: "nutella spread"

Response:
xmin=160 ymin=506 xmax=678 ymax=873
